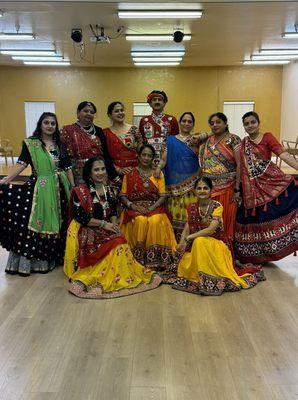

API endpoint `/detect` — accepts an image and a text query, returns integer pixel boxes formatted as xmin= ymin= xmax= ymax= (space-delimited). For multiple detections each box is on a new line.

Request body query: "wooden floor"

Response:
xmin=0 ymin=247 xmax=297 ymax=400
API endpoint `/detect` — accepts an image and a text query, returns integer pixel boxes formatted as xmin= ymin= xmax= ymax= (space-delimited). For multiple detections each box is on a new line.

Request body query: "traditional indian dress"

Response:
xmin=64 ymin=184 xmax=161 ymax=299
xmin=165 ymin=134 xmax=208 ymax=239
xmin=0 ymin=138 xmax=71 ymax=275
xmin=163 ymin=201 xmax=265 ymax=295
xmin=139 ymin=113 xmax=179 ymax=165
xmin=103 ymin=125 xmax=142 ymax=172
xmin=61 ymin=123 xmax=117 ymax=185
xmin=199 ymin=133 xmax=241 ymax=240
xmin=235 ymin=132 xmax=298 ymax=263
xmin=120 ymin=169 xmax=177 ymax=270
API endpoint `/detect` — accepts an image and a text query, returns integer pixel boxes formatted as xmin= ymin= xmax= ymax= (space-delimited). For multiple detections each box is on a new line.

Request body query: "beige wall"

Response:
xmin=281 ymin=62 xmax=298 ymax=142
xmin=0 ymin=65 xmax=282 ymax=153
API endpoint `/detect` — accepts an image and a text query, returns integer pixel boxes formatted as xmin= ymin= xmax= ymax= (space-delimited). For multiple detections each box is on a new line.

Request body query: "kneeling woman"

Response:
xmin=120 ymin=144 xmax=177 ymax=270
xmin=64 ymin=156 xmax=161 ymax=299
xmin=166 ymin=177 xmax=265 ymax=295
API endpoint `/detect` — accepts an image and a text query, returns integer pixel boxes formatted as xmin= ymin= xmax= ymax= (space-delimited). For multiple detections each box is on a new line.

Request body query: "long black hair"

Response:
xmin=31 ymin=112 xmax=61 ymax=149
xmin=82 ymin=156 xmax=106 ymax=187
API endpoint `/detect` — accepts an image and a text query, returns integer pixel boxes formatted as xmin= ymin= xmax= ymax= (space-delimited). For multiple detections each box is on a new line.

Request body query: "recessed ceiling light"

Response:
xmin=119 ymin=10 xmax=202 ymax=19
xmin=282 ymin=32 xmax=298 ymax=39
xmin=1 ymin=50 xmax=56 ymax=56
xmin=0 ymin=33 xmax=35 ymax=40
xmin=12 ymin=56 xmax=64 ymax=62
xmin=23 ymin=61 xmax=70 ymax=66
xmin=126 ymin=34 xmax=191 ymax=41
xmin=132 ymin=57 xmax=182 ymax=62
xmin=243 ymin=60 xmax=290 ymax=65
xmin=258 ymin=49 xmax=298 ymax=55
xmin=134 ymin=62 xmax=180 ymax=66
xmin=251 ymin=55 xmax=297 ymax=60
xmin=131 ymin=51 xmax=185 ymax=57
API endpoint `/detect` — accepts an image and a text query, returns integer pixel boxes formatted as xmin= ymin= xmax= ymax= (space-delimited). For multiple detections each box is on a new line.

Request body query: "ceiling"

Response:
xmin=0 ymin=1 xmax=297 ymax=67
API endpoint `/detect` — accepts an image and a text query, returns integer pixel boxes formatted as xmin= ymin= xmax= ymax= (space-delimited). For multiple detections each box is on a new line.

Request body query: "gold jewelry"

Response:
xmin=198 ymin=201 xmax=211 ymax=218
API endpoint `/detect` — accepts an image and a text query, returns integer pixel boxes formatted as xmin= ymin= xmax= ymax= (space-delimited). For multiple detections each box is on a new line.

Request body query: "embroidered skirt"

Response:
xmin=121 ymin=213 xmax=177 ymax=270
xmin=234 ymin=181 xmax=298 ymax=263
xmin=64 ymin=220 xmax=162 ymax=298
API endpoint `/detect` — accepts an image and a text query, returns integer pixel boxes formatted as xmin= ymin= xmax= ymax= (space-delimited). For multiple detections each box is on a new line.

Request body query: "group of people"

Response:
xmin=0 ymin=89 xmax=297 ymax=299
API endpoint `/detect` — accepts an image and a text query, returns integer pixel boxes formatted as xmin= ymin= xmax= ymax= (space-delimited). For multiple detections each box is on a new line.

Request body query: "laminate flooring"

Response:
xmin=0 ymin=246 xmax=297 ymax=400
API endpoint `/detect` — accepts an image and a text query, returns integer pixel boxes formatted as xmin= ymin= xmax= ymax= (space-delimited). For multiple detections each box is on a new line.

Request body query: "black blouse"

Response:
xmin=73 ymin=184 xmax=117 ymax=226
xmin=17 ymin=139 xmax=72 ymax=172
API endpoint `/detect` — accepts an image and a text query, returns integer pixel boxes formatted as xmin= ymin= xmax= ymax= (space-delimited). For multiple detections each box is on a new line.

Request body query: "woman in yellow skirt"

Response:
xmin=164 ymin=176 xmax=265 ymax=295
xmin=120 ymin=144 xmax=176 ymax=271
xmin=64 ymin=156 xmax=161 ymax=299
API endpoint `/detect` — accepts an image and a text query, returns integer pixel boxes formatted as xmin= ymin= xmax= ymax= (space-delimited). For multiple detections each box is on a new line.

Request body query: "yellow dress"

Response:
xmin=172 ymin=201 xmax=265 ymax=295
xmin=120 ymin=170 xmax=176 ymax=270
xmin=63 ymin=184 xmax=162 ymax=299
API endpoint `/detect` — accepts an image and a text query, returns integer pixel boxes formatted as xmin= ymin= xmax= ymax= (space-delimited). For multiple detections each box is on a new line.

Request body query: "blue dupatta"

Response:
xmin=164 ymin=136 xmax=200 ymax=195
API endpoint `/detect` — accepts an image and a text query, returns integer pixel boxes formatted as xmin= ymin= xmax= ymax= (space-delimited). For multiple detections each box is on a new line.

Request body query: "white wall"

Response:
xmin=281 ymin=61 xmax=298 ymax=141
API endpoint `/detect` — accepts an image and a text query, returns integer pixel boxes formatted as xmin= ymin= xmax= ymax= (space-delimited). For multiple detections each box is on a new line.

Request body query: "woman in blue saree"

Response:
xmin=157 ymin=112 xmax=209 ymax=239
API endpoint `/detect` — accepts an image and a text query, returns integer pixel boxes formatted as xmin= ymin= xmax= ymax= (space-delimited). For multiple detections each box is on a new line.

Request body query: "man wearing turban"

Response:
xmin=139 ymin=90 xmax=179 ymax=166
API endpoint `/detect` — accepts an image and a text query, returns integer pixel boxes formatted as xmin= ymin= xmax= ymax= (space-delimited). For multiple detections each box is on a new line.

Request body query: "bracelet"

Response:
xmin=127 ymin=201 xmax=133 ymax=209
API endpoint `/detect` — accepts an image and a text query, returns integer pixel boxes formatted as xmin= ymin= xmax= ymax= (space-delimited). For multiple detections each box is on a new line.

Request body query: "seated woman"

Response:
xmin=164 ymin=177 xmax=265 ymax=295
xmin=64 ymin=156 xmax=161 ymax=299
xmin=103 ymin=101 xmax=143 ymax=177
xmin=120 ymin=144 xmax=177 ymax=270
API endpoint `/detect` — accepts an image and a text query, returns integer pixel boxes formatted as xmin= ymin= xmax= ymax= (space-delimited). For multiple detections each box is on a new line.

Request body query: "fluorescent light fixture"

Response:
xmin=134 ymin=62 xmax=180 ymax=66
xmin=1 ymin=50 xmax=56 ymax=56
xmin=0 ymin=33 xmax=35 ymax=40
xmin=131 ymin=51 xmax=185 ymax=57
xmin=251 ymin=55 xmax=297 ymax=60
xmin=133 ymin=57 xmax=182 ymax=62
xmin=282 ymin=32 xmax=298 ymax=39
xmin=12 ymin=56 xmax=64 ymax=62
xmin=243 ymin=60 xmax=290 ymax=65
xmin=259 ymin=49 xmax=298 ymax=55
xmin=119 ymin=10 xmax=202 ymax=19
xmin=23 ymin=61 xmax=70 ymax=66
xmin=126 ymin=34 xmax=191 ymax=41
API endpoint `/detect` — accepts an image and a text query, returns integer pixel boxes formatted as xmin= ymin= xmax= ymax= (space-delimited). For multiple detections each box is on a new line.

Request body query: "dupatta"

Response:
xmin=26 ymin=139 xmax=71 ymax=235
xmin=240 ymin=137 xmax=294 ymax=211
xmin=165 ymin=136 xmax=200 ymax=195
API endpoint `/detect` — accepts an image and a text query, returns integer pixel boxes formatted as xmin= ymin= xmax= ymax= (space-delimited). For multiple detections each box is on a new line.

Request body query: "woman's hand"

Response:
xmin=0 ymin=177 xmax=9 ymax=185
xmin=186 ymin=233 xmax=196 ymax=242
xmin=131 ymin=204 xmax=148 ymax=214
xmin=232 ymin=192 xmax=242 ymax=205
xmin=153 ymin=167 xmax=161 ymax=178
xmin=176 ymin=243 xmax=187 ymax=253
xmin=103 ymin=222 xmax=121 ymax=234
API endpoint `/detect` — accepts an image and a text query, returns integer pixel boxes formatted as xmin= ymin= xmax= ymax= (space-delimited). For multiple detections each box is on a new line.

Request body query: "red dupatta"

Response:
xmin=240 ymin=137 xmax=294 ymax=212
xmin=103 ymin=127 xmax=138 ymax=168
xmin=71 ymin=185 xmax=126 ymax=268
xmin=61 ymin=124 xmax=103 ymax=168
xmin=121 ymin=168 xmax=168 ymax=224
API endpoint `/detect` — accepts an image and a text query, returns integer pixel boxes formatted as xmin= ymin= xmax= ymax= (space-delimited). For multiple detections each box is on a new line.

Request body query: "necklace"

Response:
xmin=76 ymin=121 xmax=96 ymax=139
xmin=95 ymin=184 xmax=109 ymax=219
xmin=210 ymin=132 xmax=228 ymax=150
xmin=138 ymin=167 xmax=152 ymax=188
xmin=198 ymin=201 xmax=211 ymax=218
xmin=249 ymin=132 xmax=262 ymax=142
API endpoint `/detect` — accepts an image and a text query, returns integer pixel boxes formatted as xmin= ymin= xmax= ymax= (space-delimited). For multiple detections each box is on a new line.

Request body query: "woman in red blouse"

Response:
xmin=235 ymin=111 xmax=298 ymax=263
xmin=103 ymin=102 xmax=143 ymax=177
